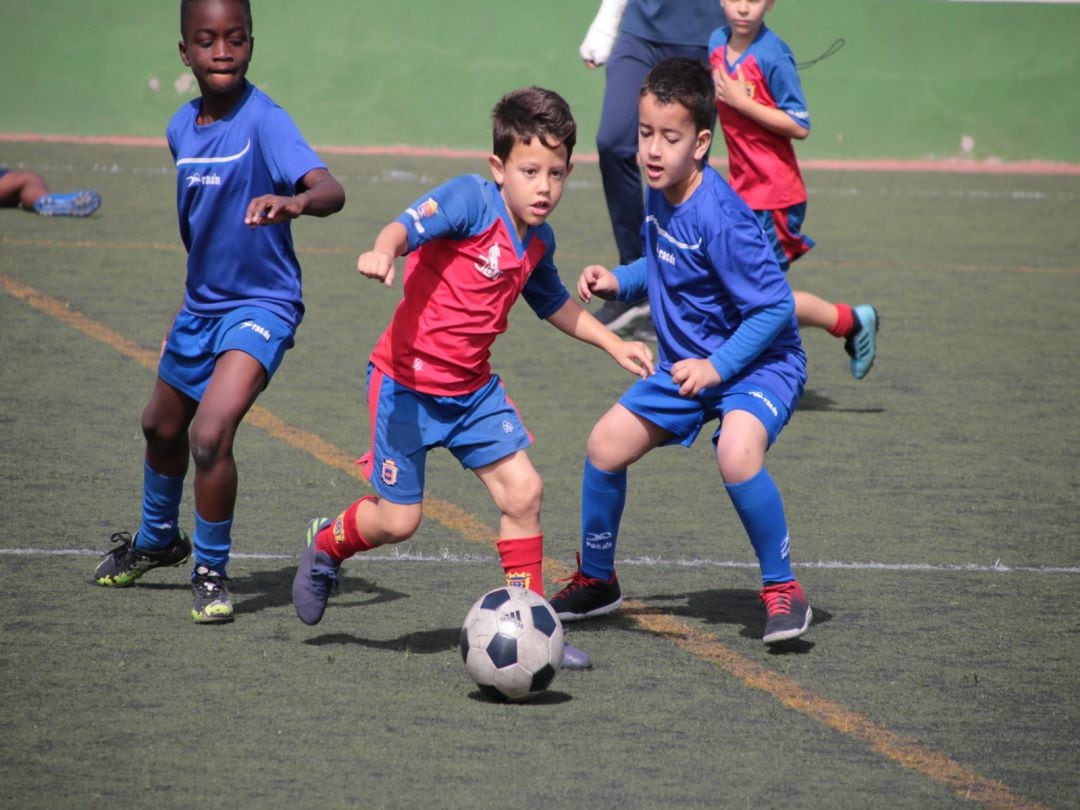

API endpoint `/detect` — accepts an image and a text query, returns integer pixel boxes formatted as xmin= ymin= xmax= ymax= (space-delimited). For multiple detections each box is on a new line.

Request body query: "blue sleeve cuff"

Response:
xmin=612 ymin=257 xmax=648 ymax=302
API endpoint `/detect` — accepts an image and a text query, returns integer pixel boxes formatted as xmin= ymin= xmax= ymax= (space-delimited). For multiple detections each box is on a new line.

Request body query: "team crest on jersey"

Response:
xmin=405 ymin=198 xmax=438 ymax=234
xmin=474 ymin=244 xmax=501 ymax=280
xmin=381 ymin=458 xmax=399 ymax=486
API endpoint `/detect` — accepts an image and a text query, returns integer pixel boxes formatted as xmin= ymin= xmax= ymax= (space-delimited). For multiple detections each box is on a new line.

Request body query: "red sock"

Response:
xmin=497 ymin=535 xmax=544 ymax=597
xmin=829 ymin=302 xmax=855 ymax=338
xmin=317 ymin=495 xmax=377 ymax=562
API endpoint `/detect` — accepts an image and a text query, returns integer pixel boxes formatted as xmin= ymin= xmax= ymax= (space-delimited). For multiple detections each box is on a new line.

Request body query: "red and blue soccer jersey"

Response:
xmin=708 ymin=25 xmax=810 ymax=211
xmin=369 ymin=174 xmax=570 ymax=396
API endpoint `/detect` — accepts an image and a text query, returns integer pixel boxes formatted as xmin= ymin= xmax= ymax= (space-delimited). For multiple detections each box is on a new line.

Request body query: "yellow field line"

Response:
xmin=1 ymin=273 xmax=1045 ymax=810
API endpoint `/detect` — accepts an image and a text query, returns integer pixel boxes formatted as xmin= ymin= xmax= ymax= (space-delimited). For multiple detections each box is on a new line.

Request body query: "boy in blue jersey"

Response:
xmin=291 ymin=87 xmax=654 ymax=669
xmin=550 ymin=57 xmax=813 ymax=645
xmin=579 ymin=0 xmax=727 ymax=334
xmin=93 ymin=0 xmax=345 ymax=623
xmin=711 ymin=0 xmax=879 ymax=379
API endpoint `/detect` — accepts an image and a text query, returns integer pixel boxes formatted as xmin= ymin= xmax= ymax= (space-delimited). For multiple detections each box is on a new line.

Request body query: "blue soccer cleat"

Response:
xmin=292 ymin=518 xmax=339 ymax=625
xmin=845 ymin=304 xmax=879 ymax=380
xmin=34 ymin=189 xmax=102 ymax=217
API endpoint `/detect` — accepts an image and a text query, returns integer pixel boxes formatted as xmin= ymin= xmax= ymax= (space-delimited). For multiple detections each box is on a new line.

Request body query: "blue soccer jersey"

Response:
xmin=167 ymin=82 xmax=326 ymax=329
xmin=614 ymin=166 xmax=806 ymax=405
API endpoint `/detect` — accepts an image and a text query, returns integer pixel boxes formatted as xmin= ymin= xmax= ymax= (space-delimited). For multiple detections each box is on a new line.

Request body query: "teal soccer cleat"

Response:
xmin=845 ymin=304 xmax=879 ymax=380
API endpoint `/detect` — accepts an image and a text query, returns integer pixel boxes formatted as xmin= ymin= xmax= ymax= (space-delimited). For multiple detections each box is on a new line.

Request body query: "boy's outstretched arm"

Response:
xmin=546 ymin=298 xmax=654 ymax=379
xmin=357 ymin=221 xmax=409 ymax=287
xmin=244 ymin=168 xmax=345 ymax=226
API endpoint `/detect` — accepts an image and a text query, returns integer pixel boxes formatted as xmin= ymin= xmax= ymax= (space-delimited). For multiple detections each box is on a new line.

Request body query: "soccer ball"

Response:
xmin=459 ymin=586 xmax=565 ymax=702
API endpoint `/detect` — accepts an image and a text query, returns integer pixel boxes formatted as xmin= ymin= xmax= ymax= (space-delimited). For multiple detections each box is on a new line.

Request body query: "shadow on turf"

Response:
xmin=127 ymin=565 xmax=408 ymax=617
xmin=306 ymin=626 xmax=461 ymax=653
xmin=618 ymin=588 xmax=832 ymax=655
xmin=467 ymin=689 xmax=572 ymax=705
xmin=798 ymin=388 xmax=885 ymax=414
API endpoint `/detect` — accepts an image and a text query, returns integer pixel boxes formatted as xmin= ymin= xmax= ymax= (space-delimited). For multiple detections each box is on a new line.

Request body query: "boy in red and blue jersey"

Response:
xmin=710 ymin=0 xmax=879 ymax=380
xmin=292 ymin=87 xmax=654 ymax=668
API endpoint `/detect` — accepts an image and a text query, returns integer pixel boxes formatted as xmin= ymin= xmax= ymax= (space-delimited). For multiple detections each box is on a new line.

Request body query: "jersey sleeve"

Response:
xmin=521 ymin=228 xmax=571 ymax=319
xmin=705 ymin=212 xmax=791 ymax=316
xmin=257 ymin=106 xmax=327 ymax=193
xmin=612 ymin=257 xmax=648 ymax=302
xmin=764 ymin=42 xmax=811 ymax=131
xmin=394 ymin=174 xmax=488 ymax=252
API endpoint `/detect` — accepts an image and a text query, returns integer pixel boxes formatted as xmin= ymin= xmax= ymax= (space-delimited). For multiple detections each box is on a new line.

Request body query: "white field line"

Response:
xmin=0 ymin=547 xmax=1075 ymax=573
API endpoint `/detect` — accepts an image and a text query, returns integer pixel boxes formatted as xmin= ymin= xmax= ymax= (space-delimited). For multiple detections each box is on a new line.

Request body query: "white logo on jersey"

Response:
xmin=474 ymin=244 xmax=501 ymax=280
xmin=657 ymin=247 xmax=676 ymax=265
xmin=412 ymin=357 xmax=424 ymax=372
xmin=186 ymin=171 xmax=222 ymax=188
xmin=501 ymin=420 xmax=514 ymax=434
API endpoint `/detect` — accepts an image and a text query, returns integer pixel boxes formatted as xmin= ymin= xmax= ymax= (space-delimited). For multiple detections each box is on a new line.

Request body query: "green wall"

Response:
xmin=1 ymin=0 xmax=1078 ymax=162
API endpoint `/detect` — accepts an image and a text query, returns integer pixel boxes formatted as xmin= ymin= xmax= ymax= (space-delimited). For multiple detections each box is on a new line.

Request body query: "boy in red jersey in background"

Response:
xmin=711 ymin=0 xmax=879 ymax=379
xmin=291 ymin=87 xmax=654 ymax=669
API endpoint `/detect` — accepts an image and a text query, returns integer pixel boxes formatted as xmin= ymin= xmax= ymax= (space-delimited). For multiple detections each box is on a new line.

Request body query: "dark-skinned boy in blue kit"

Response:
xmin=93 ymin=0 xmax=346 ymax=623
xmin=550 ymin=57 xmax=813 ymax=645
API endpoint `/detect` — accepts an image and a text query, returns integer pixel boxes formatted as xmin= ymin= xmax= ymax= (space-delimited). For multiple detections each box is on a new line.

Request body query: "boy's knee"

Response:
xmin=374 ymin=502 xmax=422 ymax=545
xmin=188 ymin=419 xmax=233 ymax=470
xmin=500 ymin=471 xmax=543 ymax=520
xmin=141 ymin=406 xmax=183 ymax=446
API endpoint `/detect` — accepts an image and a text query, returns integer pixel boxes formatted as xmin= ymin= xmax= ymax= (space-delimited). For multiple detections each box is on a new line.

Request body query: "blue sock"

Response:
xmin=579 ymin=459 xmax=627 ymax=580
xmin=193 ymin=512 xmax=232 ymax=576
xmin=136 ymin=461 xmax=184 ymax=551
xmin=725 ymin=467 xmax=794 ymax=585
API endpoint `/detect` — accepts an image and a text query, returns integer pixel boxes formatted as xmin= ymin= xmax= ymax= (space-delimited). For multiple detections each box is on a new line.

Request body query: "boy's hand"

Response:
xmin=578 ymin=264 xmax=619 ymax=303
xmin=612 ymin=339 xmax=655 ymax=379
xmin=713 ymin=64 xmax=752 ymax=113
xmin=244 ymin=194 xmax=305 ymax=227
xmin=357 ymin=250 xmax=396 ymax=287
xmin=670 ymin=358 xmax=721 ymax=397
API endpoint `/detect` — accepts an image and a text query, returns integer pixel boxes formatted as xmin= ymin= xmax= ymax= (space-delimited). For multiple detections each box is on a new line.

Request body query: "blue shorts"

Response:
xmin=359 ymin=364 xmax=533 ymax=504
xmin=158 ymin=305 xmax=295 ymax=401
xmin=618 ymin=372 xmax=793 ymax=449
xmin=755 ymin=204 xmax=815 ymax=272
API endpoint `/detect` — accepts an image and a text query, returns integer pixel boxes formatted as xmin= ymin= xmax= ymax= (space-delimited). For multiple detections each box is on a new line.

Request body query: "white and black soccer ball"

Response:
xmin=460 ymin=586 xmax=565 ymax=702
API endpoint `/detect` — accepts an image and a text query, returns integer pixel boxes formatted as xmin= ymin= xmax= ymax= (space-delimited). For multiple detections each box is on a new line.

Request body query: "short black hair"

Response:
xmin=640 ymin=57 xmax=717 ymax=134
xmin=491 ymin=87 xmax=577 ymax=164
xmin=180 ymin=0 xmax=253 ymax=38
